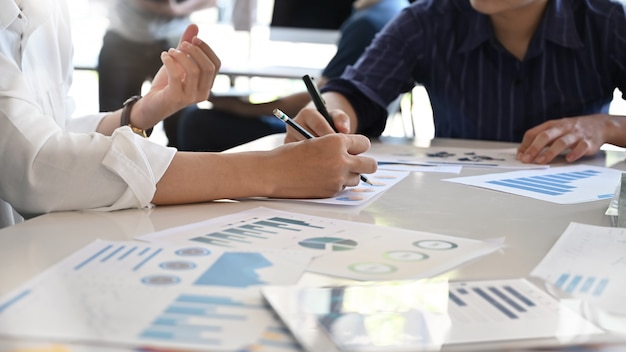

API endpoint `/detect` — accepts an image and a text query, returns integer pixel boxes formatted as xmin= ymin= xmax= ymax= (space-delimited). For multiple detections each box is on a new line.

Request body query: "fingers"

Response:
xmin=180 ymin=41 xmax=217 ymax=96
xmin=533 ymin=132 xmax=578 ymax=164
xmin=517 ymin=121 xmax=565 ymax=163
xmin=565 ymin=139 xmax=594 ymax=162
xmin=285 ymin=108 xmax=350 ymax=143
xmin=161 ymin=35 xmax=220 ymax=103
xmin=517 ymin=117 xmax=604 ymax=164
xmin=321 ymin=133 xmax=377 ymax=176
xmin=191 ymin=36 xmax=221 ymax=72
xmin=344 ymin=133 xmax=372 ymax=157
xmin=178 ymin=24 xmax=199 ymax=48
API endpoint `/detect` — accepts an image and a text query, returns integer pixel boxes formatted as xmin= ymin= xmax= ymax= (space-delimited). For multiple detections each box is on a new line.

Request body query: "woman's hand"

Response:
xmin=133 ymin=24 xmax=220 ymax=129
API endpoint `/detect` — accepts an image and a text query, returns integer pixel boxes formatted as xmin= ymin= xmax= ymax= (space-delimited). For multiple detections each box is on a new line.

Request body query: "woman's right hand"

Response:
xmin=262 ymin=133 xmax=377 ymax=198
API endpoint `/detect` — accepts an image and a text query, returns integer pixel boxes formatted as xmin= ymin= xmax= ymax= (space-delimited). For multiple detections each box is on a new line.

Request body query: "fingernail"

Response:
xmin=536 ymin=155 xmax=546 ymax=164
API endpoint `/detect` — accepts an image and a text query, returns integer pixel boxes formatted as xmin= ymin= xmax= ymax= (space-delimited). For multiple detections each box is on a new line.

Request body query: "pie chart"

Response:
xmin=298 ymin=237 xmax=358 ymax=251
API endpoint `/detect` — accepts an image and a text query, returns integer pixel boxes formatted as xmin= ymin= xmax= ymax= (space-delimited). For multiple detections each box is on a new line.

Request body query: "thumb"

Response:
xmin=178 ymin=24 xmax=199 ymax=48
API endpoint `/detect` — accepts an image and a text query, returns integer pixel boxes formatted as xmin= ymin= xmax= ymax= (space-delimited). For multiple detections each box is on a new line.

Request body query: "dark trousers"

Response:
xmin=177 ymin=106 xmax=286 ymax=152
xmin=97 ymin=31 xmax=181 ymax=147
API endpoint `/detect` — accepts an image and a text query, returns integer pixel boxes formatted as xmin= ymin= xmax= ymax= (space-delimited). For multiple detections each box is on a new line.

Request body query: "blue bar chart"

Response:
xmin=554 ymin=273 xmax=609 ymax=296
xmin=194 ymin=252 xmax=272 ymax=287
xmin=0 ymin=239 xmax=310 ymax=351
xmin=73 ymin=243 xmax=164 ymax=272
xmin=445 ymin=165 xmax=622 ymax=204
xmin=486 ymin=170 xmax=601 ymax=196
xmin=139 ymin=294 xmax=267 ymax=346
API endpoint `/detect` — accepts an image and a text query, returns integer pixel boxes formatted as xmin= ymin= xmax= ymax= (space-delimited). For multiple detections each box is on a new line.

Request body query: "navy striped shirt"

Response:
xmin=322 ymin=0 xmax=626 ymax=142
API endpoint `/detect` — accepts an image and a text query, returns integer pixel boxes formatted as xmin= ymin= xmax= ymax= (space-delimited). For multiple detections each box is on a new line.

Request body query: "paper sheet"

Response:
xmin=365 ymin=146 xmax=549 ymax=170
xmin=377 ymin=162 xmax=462 ymax=174
xmin=0 ymin=240 xmax=309 ymax=351
xmin=267 ymin=169 xmax=409 ymax=206
xmin=262 ymin=277 xmax=605 ymax=352
xmin=444 ymin=165 xmax=622 ymax=204
xmin=138 ymin=207 xmax=502 ymax=281
xmin=531 ymin=222 xmax=626 ymax=316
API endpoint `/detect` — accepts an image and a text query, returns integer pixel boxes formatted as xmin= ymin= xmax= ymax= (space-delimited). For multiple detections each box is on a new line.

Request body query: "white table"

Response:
xmin=1 ymin=135 xmax=625 ymax=351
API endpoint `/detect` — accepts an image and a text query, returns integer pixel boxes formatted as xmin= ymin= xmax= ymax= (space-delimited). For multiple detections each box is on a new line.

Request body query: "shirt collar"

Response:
xmin=456 ymin=0 xmax=584 ymax=55
xmin=541 ymin=0 xmax=584 ymax=49
xmin=456 ymin=6 xmax=493 ymax=54
xmin=1 ymin=0 xmax=56 ymax=34
xmin=0 ymin=0 xmax=21 ymax=31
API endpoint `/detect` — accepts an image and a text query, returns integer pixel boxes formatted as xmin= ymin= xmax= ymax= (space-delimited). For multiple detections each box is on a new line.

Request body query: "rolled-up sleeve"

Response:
xmin=0 ymin=0 xmax=176 ymax=217
xmin=0 ymin=58 xmax=175 ymax=215
xmin=0 ymin=107 xmax=176 ymax=215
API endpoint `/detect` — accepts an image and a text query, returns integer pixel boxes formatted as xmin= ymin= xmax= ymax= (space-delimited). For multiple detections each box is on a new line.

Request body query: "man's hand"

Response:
xmin=516 ymin=114 xmax=618 ymax=164
xmin=284 ymin=107 xmax=352 ymax=143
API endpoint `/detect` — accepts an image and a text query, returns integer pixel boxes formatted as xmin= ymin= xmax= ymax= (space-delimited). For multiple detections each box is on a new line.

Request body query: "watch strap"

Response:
xmin=121 ymin=95 xmax=152 ymax=137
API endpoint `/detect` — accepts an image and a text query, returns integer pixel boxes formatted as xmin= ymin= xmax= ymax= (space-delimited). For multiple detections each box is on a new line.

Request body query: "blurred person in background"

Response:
xmin=177 ymin=0 xmax=409 ymax=152
xmin=97 ymin=0 xmax=216 ymax=148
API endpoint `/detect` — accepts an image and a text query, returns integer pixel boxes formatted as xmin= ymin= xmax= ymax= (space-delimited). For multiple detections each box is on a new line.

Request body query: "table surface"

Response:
xmin=1 ymin=134 xmax=625 ymax=351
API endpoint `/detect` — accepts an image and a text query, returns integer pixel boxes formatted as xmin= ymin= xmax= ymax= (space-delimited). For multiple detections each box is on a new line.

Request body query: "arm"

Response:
xmin=153 ymin=133 xmax=377 ymax=203
xmin=209 ymin=91 xmax=311 ymax=118
xmin=516 ymin=113 xmax=626 ymax=164
xmin=517 ymin=2 xmax=626 ymax=164
xmin=0 ymin=1 xmax=375 ymax=217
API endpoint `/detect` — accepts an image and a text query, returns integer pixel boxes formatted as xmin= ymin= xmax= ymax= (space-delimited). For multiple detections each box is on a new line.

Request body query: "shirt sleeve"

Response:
xmin=609 ymin=3 xmax=626 ymax=101
xmin=322 ymin=8 xmax=422 ymax=136
xmin=322 ymin=15 xmax=380 ymax=79
xmin=0 ymin=55 xmax=176 ymax=216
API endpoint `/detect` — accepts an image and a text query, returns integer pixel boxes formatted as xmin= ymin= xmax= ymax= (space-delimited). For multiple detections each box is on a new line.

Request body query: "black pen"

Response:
xmin=273 ymin=109 xmax=373 ymax=185
xmin=302 ymin=74 xmax=339 ymax=133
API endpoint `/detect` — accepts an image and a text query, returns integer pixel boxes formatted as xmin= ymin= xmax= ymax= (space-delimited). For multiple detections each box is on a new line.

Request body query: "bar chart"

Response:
xmin=445 ymin=165 xmax=622 ymax=204
xmin=0 ymin=239 xmax=311 ymax=351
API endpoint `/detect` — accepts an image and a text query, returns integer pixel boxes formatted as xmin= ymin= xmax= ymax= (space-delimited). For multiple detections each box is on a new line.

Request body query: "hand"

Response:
xmin=284 ymin=107 xmax=352 ymax=143
xmin=265 ymin=134 xmax=377 ymax=198
xmin=135 ymin=24 xmax=220 ymax=128
xmin=516 ymin=114 xmax=613 ymax=164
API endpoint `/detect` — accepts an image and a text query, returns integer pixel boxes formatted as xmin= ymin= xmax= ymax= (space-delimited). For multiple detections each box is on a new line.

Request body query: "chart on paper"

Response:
xmin=272 ymin=169 xmax=409 ymax=206
xmin=365 ymin=145 xmax=550 ymax=170
xmin=262 ymin=278 xmax=605 ymax=352
xmin=531 ymin=222 xmax=626 ymax=315
xmin=138 ymin=207 xmax=501 ymax=281
xmin=444 ymin=165 xmax=622 ymax=204
xmin=0 ymin=240 xmax=311 ymax=351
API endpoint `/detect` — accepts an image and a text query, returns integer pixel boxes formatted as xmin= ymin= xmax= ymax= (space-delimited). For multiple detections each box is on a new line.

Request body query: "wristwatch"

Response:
xmin=121 ymin=95 xmax=152 ymax=138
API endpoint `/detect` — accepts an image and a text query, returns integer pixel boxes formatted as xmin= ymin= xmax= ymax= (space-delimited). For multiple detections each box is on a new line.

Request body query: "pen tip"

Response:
xmin=361 ymin=175 xmax=373 ymax=185
xmin=273 ymin=108 xmax=283 ymax=118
